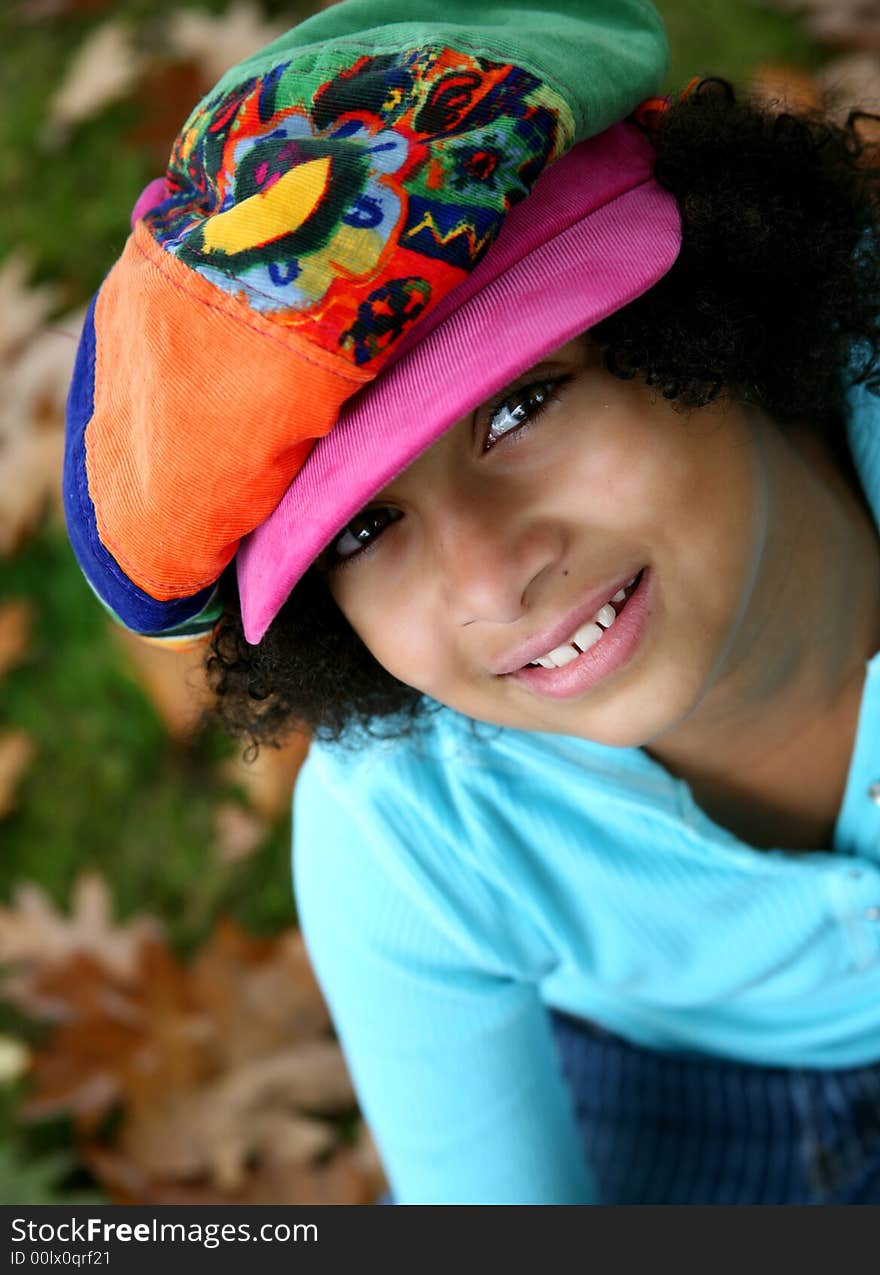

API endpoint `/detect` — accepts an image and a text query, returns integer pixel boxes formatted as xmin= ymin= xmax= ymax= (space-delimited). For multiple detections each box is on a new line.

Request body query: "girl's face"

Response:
xmin=317 ymin=334 xmax=788 ymax=748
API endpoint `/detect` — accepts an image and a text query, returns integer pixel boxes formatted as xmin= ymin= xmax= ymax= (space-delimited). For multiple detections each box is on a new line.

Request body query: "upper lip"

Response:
xmin=491 ymin=567 xmax=644 ymax=675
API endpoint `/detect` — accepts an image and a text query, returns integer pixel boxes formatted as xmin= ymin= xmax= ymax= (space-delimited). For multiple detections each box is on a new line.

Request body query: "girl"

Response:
xmin=64 ymin=0 xmax=880 ymax=1203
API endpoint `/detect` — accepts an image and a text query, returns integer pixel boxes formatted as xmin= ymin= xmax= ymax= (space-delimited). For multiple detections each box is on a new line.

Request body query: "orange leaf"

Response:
xmin=746 ymin=63 xmax=824 ymax=113
xmin=0 ymin=600 xmax=33 ymax=680
xmin=220 ymin=731 xmax=310 ymax=820
xmin=109 ymin=622 xmax=213 ymax=741
xmin=0 ymin=730 xmax=36 ymax=819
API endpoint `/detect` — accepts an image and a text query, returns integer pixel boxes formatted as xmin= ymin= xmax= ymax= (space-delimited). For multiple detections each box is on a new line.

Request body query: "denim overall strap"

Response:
xmin=548 ymin=1007 xmax=880 ymax=1205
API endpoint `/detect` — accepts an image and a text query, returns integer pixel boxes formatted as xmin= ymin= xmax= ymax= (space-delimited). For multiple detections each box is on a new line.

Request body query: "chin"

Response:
xmin=555 ymin=678 xmax=698 ymax=750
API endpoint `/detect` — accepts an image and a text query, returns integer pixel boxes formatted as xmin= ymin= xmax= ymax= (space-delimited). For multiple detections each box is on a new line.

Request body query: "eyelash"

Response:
xmin=319 ymin=374 xmax=572 ymax=572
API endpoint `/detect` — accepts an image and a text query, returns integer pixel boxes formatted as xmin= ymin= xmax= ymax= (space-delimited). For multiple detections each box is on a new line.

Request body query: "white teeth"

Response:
xmin=547 ymin=643 xmax=579 ymax=668
xmin=526 ymin=571 xmax=642 ymax=668
xmin=570 ymin=621 xmax=604 ymax=652
xmin=530 ymin=603 xmax=616 ymax=667
xmin=594 ymin=603 xmax=617 ymax=629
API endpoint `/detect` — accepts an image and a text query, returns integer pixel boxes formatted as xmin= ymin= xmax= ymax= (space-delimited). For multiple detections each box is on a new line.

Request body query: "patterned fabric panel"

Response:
xmin=144 ymin=46 xmax=573 ymax=370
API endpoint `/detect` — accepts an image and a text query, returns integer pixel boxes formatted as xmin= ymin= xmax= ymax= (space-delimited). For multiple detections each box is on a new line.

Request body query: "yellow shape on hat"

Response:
xmin=203 ymin=155 xmax=332 ymax=255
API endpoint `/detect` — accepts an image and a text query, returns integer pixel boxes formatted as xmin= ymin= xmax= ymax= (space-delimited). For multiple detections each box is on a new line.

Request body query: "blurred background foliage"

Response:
xmin=0 ymin=0 xmax=868 ymax=1205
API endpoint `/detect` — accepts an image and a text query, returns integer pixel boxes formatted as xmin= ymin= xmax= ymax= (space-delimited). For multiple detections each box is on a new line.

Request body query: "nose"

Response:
xmin=429 ymin=491 xmax=561 ymax=626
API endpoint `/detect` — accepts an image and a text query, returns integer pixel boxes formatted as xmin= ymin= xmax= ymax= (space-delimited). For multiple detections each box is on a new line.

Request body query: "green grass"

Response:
xmin=0 ymin=510 xmax=296 ymax=953
xmin=657 ymin=0 xmax=828 ymax=93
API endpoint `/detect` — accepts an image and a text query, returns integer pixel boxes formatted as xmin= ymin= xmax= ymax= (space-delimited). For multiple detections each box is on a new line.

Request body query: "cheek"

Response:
xmin=344 ymin=592 xmax=455 ymax=693
xmin=561 ymin=403 xmax=759 ymax=631
xmin=549 ymin=412 xmax=687 ymax=538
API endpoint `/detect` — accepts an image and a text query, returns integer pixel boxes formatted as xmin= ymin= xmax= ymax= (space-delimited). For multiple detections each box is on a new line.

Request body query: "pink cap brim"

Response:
xmin=236 ymin=122 xmax=682 ymax=644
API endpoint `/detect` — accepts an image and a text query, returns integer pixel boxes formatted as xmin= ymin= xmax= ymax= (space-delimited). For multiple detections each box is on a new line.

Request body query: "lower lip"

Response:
xmin=506 ymin=566 xmax=654 ymax=699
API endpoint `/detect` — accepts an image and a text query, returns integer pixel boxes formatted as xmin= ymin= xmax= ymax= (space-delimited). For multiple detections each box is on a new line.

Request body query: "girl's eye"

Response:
xmin=482 ymin=375 xmax=570 ymax=452
xmin=317 ymin=373 xmax=571 ymax=572
xmin=318 ymin=506 xmax=403 ymax=571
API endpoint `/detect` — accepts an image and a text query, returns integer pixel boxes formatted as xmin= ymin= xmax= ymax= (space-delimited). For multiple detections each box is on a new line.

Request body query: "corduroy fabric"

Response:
xmin=89 ymin=219 xmax=369 ymax=599
xmin=236 ymin=121 xmax=681 ymax=641
xmin=62 ymin=0 xmax=673 ymax=647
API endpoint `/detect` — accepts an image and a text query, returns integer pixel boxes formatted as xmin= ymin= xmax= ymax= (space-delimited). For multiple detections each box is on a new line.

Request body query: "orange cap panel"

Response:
xmin=86 ymin=221 xmax=369 ymax=600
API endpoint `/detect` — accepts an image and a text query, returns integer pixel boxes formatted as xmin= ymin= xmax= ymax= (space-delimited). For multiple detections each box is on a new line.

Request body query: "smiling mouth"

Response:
xmin=523 ymin=569 xmax=645 ymax=669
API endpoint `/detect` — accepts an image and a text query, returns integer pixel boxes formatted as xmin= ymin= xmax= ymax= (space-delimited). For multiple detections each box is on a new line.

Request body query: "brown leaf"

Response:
xmin=0 ymin=420 xmax=64 ymax=556
xmin=7 ymin=318 xmax=84 ymax=431
xmin=206 ymin=1040 xmax=354 ymax=1119
xmin=165 ymin=3 xmax=288 ymax=87
xmin=187 ymin=922 xmax=331 ymax=1068
xmin=0 ymin=731 xmax=36 ymax=819
xmin=19 ymin=938 xmax=213 ymax=1138
xmin=816 ymin=52 xmax=880 ymax=121
xmin=123 ymin=58 xmax=212 ymax=172
xmin=0 ymin=600 xmax=33 ymax=680
xmin=17 ymin=0 xmax=114 ymax=17
xmin=15 ymin=910 xmax=377 ymax=1202
xmin=19 ymin=953 xmax=150 ymax=1132
xmin=120 ymin=1044 xmax=352 ymax=1187
xmin=351 ymin=1122 xmax=385 ymax=1182
xmin=0 ymin=253 xmax=61 ymax=360
xmin=220 ymin=731 xmax=311 ymax=819
xmin=0 ymin=873 xmax=163 ymax=990
xmin=809 ymin=9 xmax=880 ymax=54
xmin=746 ymin=63 xmax=824 ymax=113
xmin=109 ymin=622 xmax=213 ymax=741
xmin=45 ymin=20 xmax=145 ymax=137
xmin=86 ymin=1141 xmax=386 ymax=1205
xmin=213 ymin=801 xmax=268 ymax=864
xmin=0 ymin=303 xmax=82 ymax=556
xmin=760 ymin=0 xmax=880 ymax=55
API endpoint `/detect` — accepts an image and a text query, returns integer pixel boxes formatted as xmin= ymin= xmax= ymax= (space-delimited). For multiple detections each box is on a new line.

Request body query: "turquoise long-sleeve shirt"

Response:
xmin=292 ymin=370 xmax=880 ymax=1204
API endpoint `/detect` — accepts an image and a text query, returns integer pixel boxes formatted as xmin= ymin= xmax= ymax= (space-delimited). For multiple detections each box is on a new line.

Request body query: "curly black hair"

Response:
xmin=204 ymin=75 xmax=880 ymax=758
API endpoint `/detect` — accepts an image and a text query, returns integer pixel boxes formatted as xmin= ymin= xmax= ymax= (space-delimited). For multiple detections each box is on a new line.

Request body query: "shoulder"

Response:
xmin=293 ymin=698 xmax=651 ymax=914
xmin=292 ymin=698 xmax=553 ymax=980
xmin=299 ymin=694 xmax=609 ymax=832
xmin=293 ymin=701 xmax=504 ymax=923
xmin=298 ymin=696 xmax=474 ymax=792
xmin=295 ymin=699 xmax=477 ymax=844
xmin=296 ymin=695 xmax=649 ymax=840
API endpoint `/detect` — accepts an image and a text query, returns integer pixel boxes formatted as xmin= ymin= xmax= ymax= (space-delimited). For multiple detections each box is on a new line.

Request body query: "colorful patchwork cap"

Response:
xmin=63 ymin=0 xmax=679 ymax=649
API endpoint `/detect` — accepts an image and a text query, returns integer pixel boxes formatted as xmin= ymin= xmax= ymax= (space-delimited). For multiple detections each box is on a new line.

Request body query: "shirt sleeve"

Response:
xmin=291 ymin=741 xmax=596 ymax=1205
